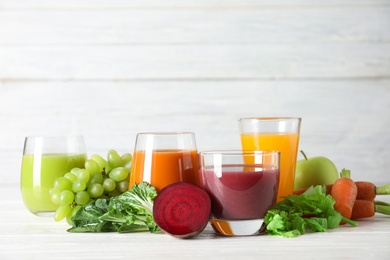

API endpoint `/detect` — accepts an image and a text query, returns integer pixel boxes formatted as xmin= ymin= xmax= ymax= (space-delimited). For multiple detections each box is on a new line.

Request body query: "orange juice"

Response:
xmin=129 ymin=149 xmax=199 ymax=192
xmin=241 ymin=133 xmax=299 ymax=201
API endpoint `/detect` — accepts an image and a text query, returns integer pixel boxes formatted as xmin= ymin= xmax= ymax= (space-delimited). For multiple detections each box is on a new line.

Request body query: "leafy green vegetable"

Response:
xmin=264 ymin=185 xmax=358 ymax=238
xmin=67 ymin=182 xmax=161 ymax=233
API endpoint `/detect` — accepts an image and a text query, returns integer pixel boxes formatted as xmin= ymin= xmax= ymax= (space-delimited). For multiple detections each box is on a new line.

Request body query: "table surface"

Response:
xmin=2 ymin=185 xmax=390 ymax=260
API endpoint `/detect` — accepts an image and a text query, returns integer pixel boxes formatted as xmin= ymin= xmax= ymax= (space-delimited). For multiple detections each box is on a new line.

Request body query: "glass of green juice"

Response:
xmin=20 ymin=136 xmax=87 ymax=216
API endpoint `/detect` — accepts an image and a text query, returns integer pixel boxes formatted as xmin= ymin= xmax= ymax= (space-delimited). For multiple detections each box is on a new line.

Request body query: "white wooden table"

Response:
xmin=1 ymin=185 xmax=390 ymax=260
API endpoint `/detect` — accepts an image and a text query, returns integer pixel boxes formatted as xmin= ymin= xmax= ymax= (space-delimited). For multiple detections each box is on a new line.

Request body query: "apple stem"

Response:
xmin=300 ymin=150 xmax=308 ymax=160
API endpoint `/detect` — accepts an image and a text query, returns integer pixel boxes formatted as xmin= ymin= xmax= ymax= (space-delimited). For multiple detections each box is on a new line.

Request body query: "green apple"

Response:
xmin=294 ymin=150 xmax=339 ymax=190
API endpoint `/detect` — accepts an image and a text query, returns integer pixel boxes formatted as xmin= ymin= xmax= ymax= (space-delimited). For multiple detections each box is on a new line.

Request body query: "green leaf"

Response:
xmin=339 ymin=168 xmax=351 ymax=178
xmin=290 ymin=214 xmax=305 ymax=234
xmin=67 ymin=199 xmax=120 ymax=232
xmin=325 ymin=208 xmax=342 ymax=229
xmin=264 ymin=184 xmax=358 ymax=238
xmin=265 ymin=210 xmax=304 ymax=238
xmin=68 ymin=182 xmax=161 ymax=233
xmin=304 ymin=218 xmax=327 ymax=232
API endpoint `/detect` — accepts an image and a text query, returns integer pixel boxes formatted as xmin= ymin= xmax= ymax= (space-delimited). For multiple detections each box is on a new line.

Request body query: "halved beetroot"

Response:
xmin=153 ymin=182 xmax=211 ymax=238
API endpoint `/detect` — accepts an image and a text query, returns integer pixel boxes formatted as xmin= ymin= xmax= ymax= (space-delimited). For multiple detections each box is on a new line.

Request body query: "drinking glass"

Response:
xmin=20 ymin=136 xmax=87 ymax=216
xmin=128 ymin=132 xmax=199 ymax=192
xmin=199 ymin=150 xmax=280 ymax=236
xmin=239 ymin=117 xmax=301 ymax=201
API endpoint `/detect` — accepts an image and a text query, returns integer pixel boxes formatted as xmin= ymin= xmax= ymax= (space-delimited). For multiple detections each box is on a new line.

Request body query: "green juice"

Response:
xmin=21 ymin=153 xmax=87 ymax=213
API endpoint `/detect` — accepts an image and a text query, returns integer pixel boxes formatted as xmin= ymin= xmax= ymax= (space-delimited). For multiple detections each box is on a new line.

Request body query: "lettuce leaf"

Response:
xmin=264 ymin=185 xmax=358 ymax=238
xmin=67 ymin=182 xmax=161 ymax=233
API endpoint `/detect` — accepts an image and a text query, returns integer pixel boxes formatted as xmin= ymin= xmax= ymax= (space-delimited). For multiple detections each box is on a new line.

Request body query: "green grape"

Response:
xmin=102 ymin=178 xmax=116 ymax=192
xmin=49 ymin=188 xmax=61 ymax=205
xmin=64 ymin=172 xmax=78 ymax=183
xmin=123 ymin=160 xmax=132 ymax=172
xmin=70 ymin=167 xmax=82 ymax=176
xmin=54 ymin=204 xmax=72 ymax=222
xmin=75 ymin=191 xmax=90 ymax=205
xmin=99 ymin=194 xmax=109 ymax=200
xmin=53 ymin=177 xmax=73 ymax=191
xmin=109 ymin=167 xmax=128 ymax=182
xmin=85 ymin=159 xmax=100 ymax=175
xmin=90 ymin=154 xmax=108 ymax=171
xmin=72 ymin=179 xmax=86 ymax=193
xmin=121 ymin=153 xmax=132 ymax=165
xmin=107 ymin=149 xmax=123 ymax=168
xmin=89 ymin=183 xmax=104 ymax=198
xmin=66 ymin=205 xmax=81 ymax=225
xmin=105 ymin=164 xmax=112 ymax=174
xmin=60 ymin=190 xmax=75 ymax=206
xmin=77 ymin=169 xmax=91 ymax=183
xmin=117 ymin=180 xmax=129 ymax=193
xmin=89 ymin=172 xmax=103 ymax=185
xmin=125 ymin=169 xmax=130 ymax=182
xmin=65 ymin=207 xmax=74 ymax=225
xmin=108 ymin=189 xmax=122 ymax=198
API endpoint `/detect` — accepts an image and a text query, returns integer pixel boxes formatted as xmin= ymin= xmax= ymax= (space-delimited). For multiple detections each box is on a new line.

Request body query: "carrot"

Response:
xmin=355 ymin=181 xmax=390 ymax=200
xmin=330 ymin=169 xmax=357 ymax=220
xmin=354 ymin=182 xmax=376 ymax=201
xmin=294 ymin=182 xmax=390 ymax=200
xmin=351 ymin=200 xmax=390 ymax=220
xmin=351 ymin=200 xmax=375 ymax=219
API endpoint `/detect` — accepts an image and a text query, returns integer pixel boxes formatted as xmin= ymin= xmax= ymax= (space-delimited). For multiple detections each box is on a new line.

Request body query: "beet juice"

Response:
xmin=201 ymin=165 xmax=279 ymax=220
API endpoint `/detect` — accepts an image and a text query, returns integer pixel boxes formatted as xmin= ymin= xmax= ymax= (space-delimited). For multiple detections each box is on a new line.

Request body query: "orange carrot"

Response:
xmin=351 ymin=200 xmax=390 ymax=220
xmin=294 ymin=182 xmax=390 ymax=200
xmin=354 ymin=182 xmax=376 ymax=201
xmin=355 ymin=182 xmax=390 ymax=200
xmin=330 ymin=169 xmax=357 ymax=220
xmin=351 ymin=200 xmax=375 ymax=219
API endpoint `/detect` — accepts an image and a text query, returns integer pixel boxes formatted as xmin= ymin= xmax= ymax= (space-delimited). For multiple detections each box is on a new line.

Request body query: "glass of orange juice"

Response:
xmin=238 ymin=117 xmax=301 ymax=201
xmin=128 ymin=132 xmax=199 ymax=192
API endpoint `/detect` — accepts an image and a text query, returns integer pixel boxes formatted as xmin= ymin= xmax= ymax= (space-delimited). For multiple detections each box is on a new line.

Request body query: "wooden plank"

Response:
xmin=1 ymin=7 xmax=389 ymax=45
xmin=1 ymin=0 xmax=389 ymax=9
xmin=1 ymin=43 xmax=389 ymax=80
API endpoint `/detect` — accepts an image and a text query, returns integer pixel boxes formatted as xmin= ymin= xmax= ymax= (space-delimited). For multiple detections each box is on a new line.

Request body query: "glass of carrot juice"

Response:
xmin=128 ymin=132 xmax=200 ymax=192
xmin=239 ymin=117 xmax=301 ymax=201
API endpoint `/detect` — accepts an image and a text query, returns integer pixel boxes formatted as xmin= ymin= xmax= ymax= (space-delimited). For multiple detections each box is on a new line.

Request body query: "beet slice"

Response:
xmin=153 ymin=182 xmax=211 ymax=238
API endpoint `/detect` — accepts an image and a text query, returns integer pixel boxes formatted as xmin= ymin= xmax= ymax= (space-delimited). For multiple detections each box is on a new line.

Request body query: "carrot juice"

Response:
xmin=241 ymin=133 xmax=300 ymax=201
xmin=129 ymin=149 xmax=199 ymax=192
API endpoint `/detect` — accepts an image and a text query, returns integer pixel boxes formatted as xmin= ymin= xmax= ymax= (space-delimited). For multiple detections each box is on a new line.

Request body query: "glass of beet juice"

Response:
xmin=199 ymin=150 xmax=280 ymax=236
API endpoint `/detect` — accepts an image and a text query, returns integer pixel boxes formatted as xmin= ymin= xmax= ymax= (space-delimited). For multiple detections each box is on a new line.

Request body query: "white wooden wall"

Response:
xmin=1 ymin=0 xmax=389 ymax=186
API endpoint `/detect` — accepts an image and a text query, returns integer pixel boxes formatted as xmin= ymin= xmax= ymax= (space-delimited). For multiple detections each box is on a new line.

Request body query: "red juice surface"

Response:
xmin=200 ymin=164 xmax=279 ymax=220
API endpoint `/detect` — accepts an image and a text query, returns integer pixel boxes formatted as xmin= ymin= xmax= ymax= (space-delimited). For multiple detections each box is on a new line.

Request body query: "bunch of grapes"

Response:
xmin=49 ymin=149 xmax=132 ymax=224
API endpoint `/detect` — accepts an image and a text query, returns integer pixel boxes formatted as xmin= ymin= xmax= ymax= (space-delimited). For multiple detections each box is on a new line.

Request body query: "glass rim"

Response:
xmin=199 ymin=150 xmax=280 ymax=156
xmin=238 ymin=117 xmax=301 ymax=122
xmin=24 ymin=135 xmax=85 ymax=139
xmin=136 ymin=131 xmax=195 ymax=136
